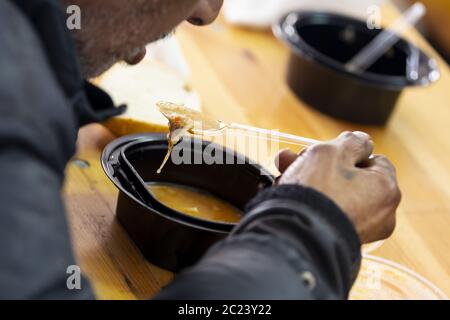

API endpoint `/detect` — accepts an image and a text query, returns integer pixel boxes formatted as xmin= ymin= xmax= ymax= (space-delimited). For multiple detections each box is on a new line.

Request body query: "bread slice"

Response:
xmin=97 ymin=59 xmax=201 ymax=136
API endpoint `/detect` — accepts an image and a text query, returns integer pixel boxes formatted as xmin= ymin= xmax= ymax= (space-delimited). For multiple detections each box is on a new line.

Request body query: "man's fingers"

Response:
xmin=369 ymin=155 xmax=397 ymax=178
xmin=275 ymin=149 xmax=299 ymax=173
xmin=335 ymin=131 xmax=374 ymax=165
xmin=368 ymin=155 xmax=401 ymax=206
xmin=276 ymin=132 xmax=373 ymax=172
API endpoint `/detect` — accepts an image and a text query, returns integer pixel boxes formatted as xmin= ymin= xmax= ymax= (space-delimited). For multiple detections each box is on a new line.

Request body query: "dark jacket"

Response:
xmin=0 ymin=0 xmax=361 ymax=299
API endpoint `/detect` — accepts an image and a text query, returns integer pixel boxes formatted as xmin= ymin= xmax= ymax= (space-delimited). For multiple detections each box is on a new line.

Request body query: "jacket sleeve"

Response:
xmin=0 ymin=1 xmax=94 ymax=299
xmin=155 ymin=185 xmax=361 ymax=300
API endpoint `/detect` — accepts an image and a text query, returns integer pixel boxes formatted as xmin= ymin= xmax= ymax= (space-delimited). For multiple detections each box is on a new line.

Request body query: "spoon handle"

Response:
xmin=229 ymin=123 xmax=320 ymax=147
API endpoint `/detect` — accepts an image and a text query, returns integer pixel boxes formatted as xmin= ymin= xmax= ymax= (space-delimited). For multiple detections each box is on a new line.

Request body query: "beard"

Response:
xmin=66 ymin=0 xmax=185 ymax=78
xmin=77 ymin=51 xmax=119 ymax=79
xmin=73 ymin=31 xmax=174 ymax=79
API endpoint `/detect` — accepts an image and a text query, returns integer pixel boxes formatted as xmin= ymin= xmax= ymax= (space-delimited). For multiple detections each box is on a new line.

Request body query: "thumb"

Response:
xmin=275 ymin=149 xmax=299 ymax=173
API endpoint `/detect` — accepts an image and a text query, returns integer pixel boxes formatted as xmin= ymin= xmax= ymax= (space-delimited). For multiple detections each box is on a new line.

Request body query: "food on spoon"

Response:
xmin=156 ymin=102 xmax=199 ymax=173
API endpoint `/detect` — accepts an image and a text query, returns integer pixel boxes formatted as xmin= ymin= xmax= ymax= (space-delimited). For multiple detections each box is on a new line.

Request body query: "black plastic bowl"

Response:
xmin=273 ymin=11 xmax=440 ymax=125
xmin=101 ymin=133 xmax=274 ymax=271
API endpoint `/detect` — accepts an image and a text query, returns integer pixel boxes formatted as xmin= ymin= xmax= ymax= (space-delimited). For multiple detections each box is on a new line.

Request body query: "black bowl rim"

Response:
xmin=101 ymin=133 xmax=275 ymax=234
xmin=273 ymin=10 xmax=440 ymax=90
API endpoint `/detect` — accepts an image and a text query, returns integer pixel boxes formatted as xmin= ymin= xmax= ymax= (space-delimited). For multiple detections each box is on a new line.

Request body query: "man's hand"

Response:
xmin=276 ymin=131 xmax=401 ymax=244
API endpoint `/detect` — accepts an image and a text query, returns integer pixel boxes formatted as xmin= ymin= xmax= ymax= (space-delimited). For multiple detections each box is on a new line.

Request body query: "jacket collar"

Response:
xmin=10 ymin=0 xmax=125 ymax=126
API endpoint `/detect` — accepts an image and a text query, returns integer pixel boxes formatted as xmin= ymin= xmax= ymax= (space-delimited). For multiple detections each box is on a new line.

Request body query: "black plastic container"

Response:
xmin=101 ymin=133 xmax=274 ymax=272
xmin=274 ymin=11 xmax=440 ymax=125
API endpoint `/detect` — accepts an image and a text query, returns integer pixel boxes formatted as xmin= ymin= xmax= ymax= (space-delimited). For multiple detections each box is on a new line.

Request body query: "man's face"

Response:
xmin=63 ymin=0 xmax=223 ymax=78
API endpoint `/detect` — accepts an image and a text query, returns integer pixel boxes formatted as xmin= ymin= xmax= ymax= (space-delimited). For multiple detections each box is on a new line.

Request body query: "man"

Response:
xmin=0 ymin=0 xmax=400 ymax=299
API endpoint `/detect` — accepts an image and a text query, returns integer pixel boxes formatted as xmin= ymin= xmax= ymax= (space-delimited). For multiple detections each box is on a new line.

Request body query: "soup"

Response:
xmin=147 ymin=183 xmax=242 ymax=223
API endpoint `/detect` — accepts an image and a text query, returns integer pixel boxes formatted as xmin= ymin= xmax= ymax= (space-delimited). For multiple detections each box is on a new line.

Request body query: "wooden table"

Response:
xmin=64 ymin=6 xmax=450 ymax=299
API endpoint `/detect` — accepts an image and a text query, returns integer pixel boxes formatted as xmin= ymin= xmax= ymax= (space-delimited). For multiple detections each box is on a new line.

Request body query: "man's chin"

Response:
xmin=124 ymin=47 xmax=147 ymax=66
xmin=82 ymin=49 xmax=147 ymax=79
xmin=81 ymin=58 xmax=117 ymax=79
xmin=80 ymin=55 xmax=121 ymax=79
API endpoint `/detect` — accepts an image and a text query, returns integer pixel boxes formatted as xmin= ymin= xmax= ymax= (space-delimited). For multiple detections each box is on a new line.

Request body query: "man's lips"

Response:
xmin=124 ymin=47 xmax=147 ymax=65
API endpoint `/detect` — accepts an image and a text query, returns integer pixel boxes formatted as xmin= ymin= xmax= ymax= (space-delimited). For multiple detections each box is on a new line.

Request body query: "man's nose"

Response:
xmin=187 ymin=0 xmax=223 ymax=26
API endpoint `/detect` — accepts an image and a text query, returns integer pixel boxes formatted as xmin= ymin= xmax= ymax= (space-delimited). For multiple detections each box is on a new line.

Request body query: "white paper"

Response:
xmin=223 ymin=0 xmax=387 ymax=29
